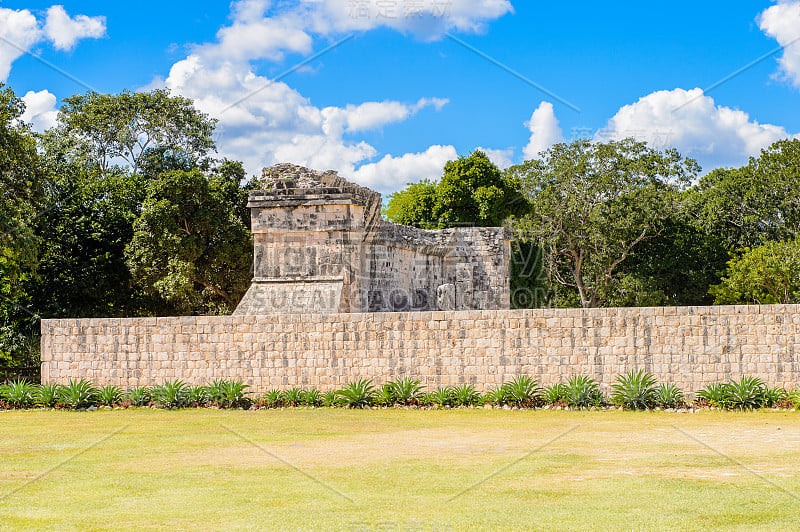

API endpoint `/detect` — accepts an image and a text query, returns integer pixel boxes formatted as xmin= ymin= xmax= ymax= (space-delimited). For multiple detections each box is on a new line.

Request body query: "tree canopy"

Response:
xmin=510 ymin=139 xmax=700 ymax=308
xmin=385 ymin=151 xmax=528 ymax=229
xmin=57 ymin=89 xmax=216 ymax=176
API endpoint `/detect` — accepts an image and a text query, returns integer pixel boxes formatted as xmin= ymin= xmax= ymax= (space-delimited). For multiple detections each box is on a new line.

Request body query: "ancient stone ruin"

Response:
xmin=234 ymin=163 xmax=512 ymax=315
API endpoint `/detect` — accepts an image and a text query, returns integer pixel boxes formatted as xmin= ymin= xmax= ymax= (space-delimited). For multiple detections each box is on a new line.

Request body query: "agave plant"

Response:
xmin=762 ymin=386 xmax=788 ymax=408
xmin=564 ymin=375 xmax=604 ymax=409
xmin=501 ymin=375 xmax=543 ymax=407
xmin=336 ymin=379 xmax=376 ymax=408
xmin=374 ymin=384 xmax=395 ymax=407
xmin=36 ymin=382 xmax=62 ymax=408
xmin=653 ymin=383 xmax=685 ymax=408
xmin=125 ymin=386 xmax=151 ymax=407
xmin=205 ymin=380 xmax=228 ymax=406
xmin=281 ymin=387 xmax=305 ymax=407
xmin=151 ymin=380 xmax=188 ymax=409
xmin=186 ymin=385 xmax=208 ymax=407
xmin=0 ymin=379 xmax=37 ymax=409
xmin=696 ymin=383 xmax=731 ymax=409
xmin=483 ymin=386 xmax=510 ymax=406
xmin=610 ymin=370 xmax=657 ymax=410
xmin=219 ymin=381 xmax=250 ymax=409
xmin=385 ymin=377 xmax=424 ymax=406
xmin=427 ymin=387 xmax=453 ymax=407
xmin=261 ymin=389 xmax=284 ymax=408
xmin=451 ymin=384 xmax=481 ymax=407
xmin=790 ymin=387 xmax=800 ymax=411
xmin=322 ymin=390 xmax=342 ymax=408
xmin=97 ymin=385 xmax=123 ymax=407
xmin=302 ymin=388 xmax=323 ymax=407
xmin=57 ymin=379 xmax=99 ymax=409
xmin=543 ymin=383 xmax=568 ymax=405
xmin=726 ymin=376 xmax=767 ymax=410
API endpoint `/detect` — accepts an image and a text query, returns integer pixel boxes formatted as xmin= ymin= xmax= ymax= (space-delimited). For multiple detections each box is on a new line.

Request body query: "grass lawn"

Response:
xmin=1 ymin=409 xmax=799 ymax=531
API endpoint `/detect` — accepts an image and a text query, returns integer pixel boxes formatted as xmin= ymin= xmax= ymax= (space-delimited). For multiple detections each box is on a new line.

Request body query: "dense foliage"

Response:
xmin=3 ymin=374 xmax=797 ymax=411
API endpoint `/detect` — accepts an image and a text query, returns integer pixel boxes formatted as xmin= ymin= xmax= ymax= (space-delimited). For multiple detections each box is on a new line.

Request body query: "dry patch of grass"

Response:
xmin=1 ymin=409 xmax=799 ymax=531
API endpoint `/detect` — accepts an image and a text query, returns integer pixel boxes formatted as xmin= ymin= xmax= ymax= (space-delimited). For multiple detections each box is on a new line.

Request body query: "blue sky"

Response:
xmin=2 ymin=1 xmax=799 ymax=192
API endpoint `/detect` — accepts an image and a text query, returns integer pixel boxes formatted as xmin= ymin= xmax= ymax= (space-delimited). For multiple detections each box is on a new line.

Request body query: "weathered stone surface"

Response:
xmin=41 ymin=304 xmax=800 ymax=396
xmin=234 ymin=164 xmax=511 ymax=315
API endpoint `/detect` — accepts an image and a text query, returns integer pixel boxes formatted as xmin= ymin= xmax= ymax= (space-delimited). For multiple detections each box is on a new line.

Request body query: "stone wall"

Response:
xmin=41 ymin=305 xmax=800 ymax=396
xmin=233 ymin=164 xmax=511 ymax=315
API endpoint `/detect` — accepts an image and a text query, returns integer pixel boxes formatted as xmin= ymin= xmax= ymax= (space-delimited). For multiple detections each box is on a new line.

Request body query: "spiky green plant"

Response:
xmin=790 ymin=387 xmax=800 ymax=411
xmin=205 ymin=380 xmax=228 ymax=406
xmin=451 ymin=384 xmax=481 ymax=406
xmin=220 ymin=381 xmax=250 ymax=408
xmin=151 ymin=380 xmax=188 ymax=409
xmin=125 ymin=386 xmax=151 ymax=407
xmin=610 ymin=370 xmax=657 ymax=410
xmin=564 ymin=375 xmax=604 ymax=409
xmin=428 ymin=387 xmax=453 ymax=407
xmin=186 ymin=385 xmax=208 ymax=407
xmin=36 ymin=383 xmax=61 ymax=408
xmin=0 ymin=379 xmax=37 ymax=409
xmin=336 ymin=379 xmax=376 ymax=409
xmin=302 ymin=389 xmax=322 ymax=407
xmin=500 ymin=375 xmax=543 ymax=407
xmin=375 ymin=384 xmax=395 ymax=407
xmin=543 ymin=383 xmax=569 ymax=405
xmin=653 ymin=383 xmax=685 ymax=408
xmin=281 ymin=387 xmax=305 ymax=407
xmin=483 ymin=386 xmax=511 ymax=406
xmin=322 ymin=390 xmax=342 ymax=408
xmin=57 ymin=379 xmax=99 ymax=409
xmin=726 ymin=376 xmax=767 ymax=410
xmin=97 ymin=385 xmax=123 ymax=407
xmin=762 ymin=386 xmax=788 ymax=408
xmin=384 ymin=377 xmax=424 ymax=406
xmin=261 ymin=389 xmax=284 ymax=408
xmin=697 ymin=383 xmax=731 ymax=409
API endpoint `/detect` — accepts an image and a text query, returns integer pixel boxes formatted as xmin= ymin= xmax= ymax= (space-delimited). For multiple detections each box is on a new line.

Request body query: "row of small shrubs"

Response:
xmin=2 ymin=372 xmax=799 ymax=411
xmin=0 ymin=379 xmax=250 ymax=410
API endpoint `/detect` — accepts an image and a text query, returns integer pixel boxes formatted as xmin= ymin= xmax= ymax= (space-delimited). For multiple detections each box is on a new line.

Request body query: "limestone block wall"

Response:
xmin=41 ymin=305 xmax=800 ymax=397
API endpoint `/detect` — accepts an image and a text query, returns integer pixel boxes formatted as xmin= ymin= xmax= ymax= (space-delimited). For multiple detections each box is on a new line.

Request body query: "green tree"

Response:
xmin=710 ymin=239 xmax=800 ymax=305
xmin=383 ymin=180 xmax=438 ymax=229
xmin=385 ymin=151 xmax=528 ymax=229
xmin=0 ymin=84 xmax=42 ymax=366
xmin=689 ymin=139 xmax=800 ymax=250
xmin=510 ymin=139 xmax=699 ymax=308
xmin=125 ymin=168 xmax=252 ymax=314
xmin=57 ymin=89 xmax=216 ymax=176
xmin=434 ymin=151 xmax=527 ymax=227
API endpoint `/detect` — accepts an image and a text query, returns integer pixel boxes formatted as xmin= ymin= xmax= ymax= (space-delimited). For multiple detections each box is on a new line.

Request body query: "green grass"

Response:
xmin=1 ymin=409 xmax=799 ymax=531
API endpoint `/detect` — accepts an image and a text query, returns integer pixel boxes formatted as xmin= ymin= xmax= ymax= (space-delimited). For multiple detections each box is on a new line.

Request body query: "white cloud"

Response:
xmin=476 ymin=146 xmax=514 ymax=169
xmin=303 ymin=0 xmax=514 ymax=41
xmin=156 ymin=0 xmax=512 ymax=191
xmin=0 ymin=8 xmax=42 ymax=81
xmin=522 ymin=101 xmax=563 ymax=160
xmin=43 ymin=6 xmax=106 ymax=51
xmin=758 ymin=0 xmax=800 ymax=89
xmin=352 ymin=145 xmax=458 ymax=191
xmin=597 ymin=88 xmax=799 ymax=169
xmin=19 ymin=89 xmax=58 ymax=131
xmin=0 ymin=5 xmax=105 ymax=81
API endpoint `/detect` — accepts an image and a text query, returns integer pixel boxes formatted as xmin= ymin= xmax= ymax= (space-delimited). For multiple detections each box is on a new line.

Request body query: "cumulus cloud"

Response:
xmin=0 ymin=5 xmax=105 ymax=81
xmin=303 ymin=0 xmax=514 ymax=40
xmin=522 ymin=101 xmax=563 ymax=160
xmin=19 ymin=89 xmax=58 ymax=131
xmin=758 ymin=0 xmax=800 ymax=89
xmin=0 ymin=8 xmax=42 ymax=81
xmin=157 ymin=0 xmax=515 ymax=190
xmin=476 ymin=146 xmax=514 ymax=169
xmin=43 ymin=5 xmax=106 ymax=51
xmin=597 ymin=88 xmax=799 ymax=169
xmin=352 ymin=145 xmax=458 ymax=191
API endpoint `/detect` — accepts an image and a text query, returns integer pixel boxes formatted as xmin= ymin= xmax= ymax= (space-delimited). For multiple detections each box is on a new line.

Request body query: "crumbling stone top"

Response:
xmin=254 ymin=163 xmax=383 ymax=234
